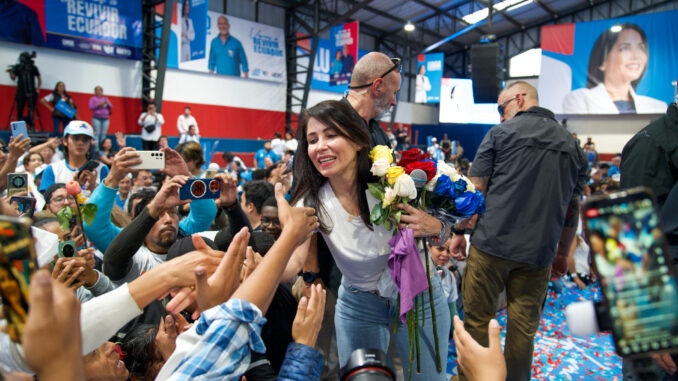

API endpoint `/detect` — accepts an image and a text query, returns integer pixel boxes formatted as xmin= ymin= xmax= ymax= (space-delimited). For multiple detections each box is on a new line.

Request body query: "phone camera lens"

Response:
xmin=63 ymin=244 xmax=75 ymax=257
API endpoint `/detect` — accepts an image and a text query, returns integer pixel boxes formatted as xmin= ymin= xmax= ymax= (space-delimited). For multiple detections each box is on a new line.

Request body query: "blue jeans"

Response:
xmin=52 ymin=116 xmax=71 ymax=136
xmin=91 ymin=117 xmax=110 ymax=147
xmin=335 ymin=274 xmax=450 ymax=381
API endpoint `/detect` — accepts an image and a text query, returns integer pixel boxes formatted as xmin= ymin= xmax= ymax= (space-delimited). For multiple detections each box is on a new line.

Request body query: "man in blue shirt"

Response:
xmin=254 ymin=141 xmax=278 ymax=169
xmin=208 ymin=15 xmax=248 ymax=77
xmin=0 ymin=1 xmax=45 ymax=46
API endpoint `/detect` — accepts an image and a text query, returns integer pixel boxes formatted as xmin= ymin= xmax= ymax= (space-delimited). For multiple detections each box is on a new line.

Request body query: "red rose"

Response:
xmin=397 ymin=148 xmax=429 ymax=167
xmin=404 ymin=160 xmax=437 ymax=181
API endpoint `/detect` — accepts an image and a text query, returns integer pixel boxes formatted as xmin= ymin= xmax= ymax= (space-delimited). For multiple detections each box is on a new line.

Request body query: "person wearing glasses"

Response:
xmin=343 ymin=52 xmax=402 ymax=147
xmin=43 ymin=183 xmax=75 ymax=215
xmin=458 ymin=81 xmax=587 ymax=381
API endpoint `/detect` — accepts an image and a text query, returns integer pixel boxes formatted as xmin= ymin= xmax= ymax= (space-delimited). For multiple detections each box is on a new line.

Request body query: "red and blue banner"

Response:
xmin=0 ymin=0 xmax=143 ymax=60
xmin=539 ymin=10 xmax=678 ymax=115
xmin=328 ymin=21 xmax=359 ymax=87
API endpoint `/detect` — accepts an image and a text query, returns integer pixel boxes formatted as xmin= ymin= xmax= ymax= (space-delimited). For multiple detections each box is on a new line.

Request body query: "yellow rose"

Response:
xmin=369 ymin=145 xmax=393 ymax=164
xmin=386 ymin=166 xmax=404 ymax=185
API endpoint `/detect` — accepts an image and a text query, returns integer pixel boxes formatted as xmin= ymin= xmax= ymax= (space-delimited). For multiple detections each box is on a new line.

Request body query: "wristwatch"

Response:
xmin=430 ymin=220 xmax=451 ymax=247
xmin=298 ymin=270 xmax=321 ymax=283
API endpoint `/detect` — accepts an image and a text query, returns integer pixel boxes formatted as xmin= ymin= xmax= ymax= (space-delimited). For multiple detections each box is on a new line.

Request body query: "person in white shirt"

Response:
xmin=177 ymin=106 xmax=198 ymax=141
xmin=178 ymin=125 xmax=200 ymax=144
xmin=271 ymin=131 xmax=286 ymax=157
xmin=415 ymin=64 xmax=431 ymax=103
xmin=284 ymin=130 xmax=298 ymax=153
xmin=138 ymin=104 xmax=165 ymax=150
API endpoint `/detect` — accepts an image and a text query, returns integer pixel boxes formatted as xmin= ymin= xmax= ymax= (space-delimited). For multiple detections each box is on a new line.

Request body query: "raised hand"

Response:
xmin=214 ymin=172 xmax=238 ymax=207
xmin=147 ymin=175 xmax=190 ymax=219
xmin=160 ymin=147 xmax=191 ymax=177
xmin=453 ymin=316 xmax=506 ymax=381
xmin=104 ymin=147 xmax=141 ymax=187
xmin=292 ymin=283 xmax=326 ymax=347
xmin=396 ymin=203 xmax=444 ymax=238
xmin=51 ymin=257 xmax=86 ymax=291
xmin=275 ymin=183 xmax=318 ymax=248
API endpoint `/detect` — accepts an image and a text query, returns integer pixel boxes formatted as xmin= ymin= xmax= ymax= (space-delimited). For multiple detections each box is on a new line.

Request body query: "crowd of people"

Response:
xmin=1 ymin=48 xmax=676 ymax=381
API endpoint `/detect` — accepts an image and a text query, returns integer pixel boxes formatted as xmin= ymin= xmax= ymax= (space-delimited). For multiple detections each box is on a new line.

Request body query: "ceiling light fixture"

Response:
xmin=404 ymin=21 xmax=415 ymax=32
xmin=610 ymin=24 xmax=622 ymax=32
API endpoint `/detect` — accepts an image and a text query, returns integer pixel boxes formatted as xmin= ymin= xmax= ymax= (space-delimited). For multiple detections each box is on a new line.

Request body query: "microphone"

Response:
xmin=409 ymin=169 xmax=428 ymax=207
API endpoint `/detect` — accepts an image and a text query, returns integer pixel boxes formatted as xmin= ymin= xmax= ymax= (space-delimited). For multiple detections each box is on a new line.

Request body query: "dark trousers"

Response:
xmin=459 ymin=245 xmax=551 ymax=381
xmin=16 ymin=93 xmax=37 ymax=128
xmin=142 ymin=140 xmax=159 ymax=151
xmin=52 ymin=115 xmax=71 ymax=136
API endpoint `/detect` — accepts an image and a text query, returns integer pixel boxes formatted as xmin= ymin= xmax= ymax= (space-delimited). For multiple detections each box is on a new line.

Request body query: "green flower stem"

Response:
xmin=423 ymin=240 xmax=442 ymax=372
xmin=73 ymin=200 xmax=89 ymax=248
xmin=394 ymin=294 xmax=400 ymax=334
xmin=414 ymin=296 xmax=421 ymax=374
xmin=421 ymin=293 xmax=425 ymax=327
xmin=407 ymin=311 xmax=414 ymax=381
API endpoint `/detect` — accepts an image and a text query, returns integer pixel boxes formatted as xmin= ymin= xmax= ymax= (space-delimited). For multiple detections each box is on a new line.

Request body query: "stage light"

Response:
xmin=610 ymin=25 xmax=622 ymax=32
xmin=404 ymin=22 xmax=415 ymax=32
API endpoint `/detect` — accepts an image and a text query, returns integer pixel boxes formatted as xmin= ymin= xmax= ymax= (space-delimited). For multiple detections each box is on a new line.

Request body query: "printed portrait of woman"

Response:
xmin=562 ymin=23 xmax=667 ymax=114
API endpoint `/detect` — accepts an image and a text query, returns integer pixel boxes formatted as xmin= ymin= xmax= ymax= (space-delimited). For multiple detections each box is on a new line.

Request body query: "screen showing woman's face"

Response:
xmin=601 ymin=29 xmax=647 ymax=85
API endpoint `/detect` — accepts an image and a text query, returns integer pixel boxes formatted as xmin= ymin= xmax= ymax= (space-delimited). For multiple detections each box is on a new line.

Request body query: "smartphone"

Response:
xmin=79 ymin=160 xmax=99 ymax=175
xmin=179 ymin=178 xmax=220 ymax=200
xmin=7 ymin=173 xmax=28 ymax=197
xmin=10 ymin=121 xmax=28 ymax=140
xmin=582 ymin=187 xmax=678 ymax=358
xmin=0 ymin=216 xmax=38 ymax=342
xmin=9 ymin=196 xmax=36 ymax=218
xmin=58 ymin=240 xmax=76 ymax=258
xmin=130 ymin=151 xmax=165 ymax=170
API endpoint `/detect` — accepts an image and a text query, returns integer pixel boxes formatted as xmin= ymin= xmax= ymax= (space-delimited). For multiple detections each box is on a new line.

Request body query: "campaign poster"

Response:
xmin=328 ymin=21 xmax=359 ymax=86
xmin=294 ymin=35 xmax=368 ymax=93
xmin=539 ymin=10 xmax=678 ymax=115
xmin=0 ymin=0 xmax=142 ymax=60
xmin=178 ymin=0 xmax=207 ymax=62
xmin=168 ymin=10 xmax=285 ymax=82
xmin=415 ymin=53 xmax=444 ymax=103
xmin=439 ymin=78 xmax=499 ymax=125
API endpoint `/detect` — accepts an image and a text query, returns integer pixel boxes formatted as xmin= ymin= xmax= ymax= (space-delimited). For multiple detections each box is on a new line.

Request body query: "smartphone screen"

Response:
xmin=10 ymin=121 xmax=28 ymax=140
xmin=0 ymin=216 xmax=38 ymax=342
xmin=583 ymin=188 xmax=678 ymax=357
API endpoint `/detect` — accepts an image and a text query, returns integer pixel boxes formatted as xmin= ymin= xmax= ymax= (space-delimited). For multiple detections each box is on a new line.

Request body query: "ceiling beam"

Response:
xmin=316 ymin=0 xmax=376 ymax=35
xmin=534 ymin=0 xmax=558 ymax=17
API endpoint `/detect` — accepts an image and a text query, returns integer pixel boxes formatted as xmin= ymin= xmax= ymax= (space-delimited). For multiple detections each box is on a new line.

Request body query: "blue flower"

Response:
xmin=455 ymin=191 xmax=481 ymax=217
xmin=452 ymin=179 xmax=467 ymax=198
xmin=434 ymin=175 xmax=452 ymax=196
xmin=474 ymin=190 xmax=486 ymax=214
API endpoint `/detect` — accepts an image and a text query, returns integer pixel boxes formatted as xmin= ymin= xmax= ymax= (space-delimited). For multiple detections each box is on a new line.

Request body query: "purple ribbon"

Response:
xmin=388 ymin=228 xmax=430 ymax=325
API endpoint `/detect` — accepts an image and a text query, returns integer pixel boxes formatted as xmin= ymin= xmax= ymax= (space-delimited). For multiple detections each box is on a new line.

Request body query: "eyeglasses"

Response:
xmin=497 ymin=93 xmax=527 ymax=117
xmin=348 ymin=58 xmax=402 ymax=90
xmin=50 ymin=195 xmax=75 ymax=204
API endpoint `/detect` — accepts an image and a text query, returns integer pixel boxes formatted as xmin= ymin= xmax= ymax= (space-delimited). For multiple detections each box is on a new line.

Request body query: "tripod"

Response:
xmin=5 ymin=60 xmax=43 ymax=132
xmin=5 ymin=90 xmax=43 ymax=132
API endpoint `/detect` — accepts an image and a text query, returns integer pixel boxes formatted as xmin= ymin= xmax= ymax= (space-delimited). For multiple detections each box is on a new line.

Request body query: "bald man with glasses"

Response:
xmin=456 ymin=81 xmax=588 ymax=381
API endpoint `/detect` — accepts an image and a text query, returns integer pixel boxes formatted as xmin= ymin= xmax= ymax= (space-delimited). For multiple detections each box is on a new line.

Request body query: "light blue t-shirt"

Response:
xmin=208 ymin=35 xmax=248 ymax=76
xmin=254 ymin=149 xmax=279 ymax=168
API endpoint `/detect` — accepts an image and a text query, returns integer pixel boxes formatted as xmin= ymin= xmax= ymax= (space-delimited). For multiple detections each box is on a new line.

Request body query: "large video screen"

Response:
xmin=439 ymin=78 xmax=500 ymax=125
xmin=539 ymin=10 xmax=678 ymax=115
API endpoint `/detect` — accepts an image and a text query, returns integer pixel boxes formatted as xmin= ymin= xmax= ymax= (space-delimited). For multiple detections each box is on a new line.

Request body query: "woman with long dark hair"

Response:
xmin=180 ymin=0 xmax=195 ymax=62
xmin=285 ymin=100 xmax=450 ymax=380
xmin=41 ymin=81 xmax=78 ymax=135
xmin=563 ymin=23 xmax=666 ymax=114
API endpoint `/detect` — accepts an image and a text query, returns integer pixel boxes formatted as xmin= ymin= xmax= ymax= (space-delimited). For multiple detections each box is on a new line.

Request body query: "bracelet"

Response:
xmin=429 ymin=220 xmax=450 ymax=247
xmin=452 ymin=226 xmax=466 ymax=235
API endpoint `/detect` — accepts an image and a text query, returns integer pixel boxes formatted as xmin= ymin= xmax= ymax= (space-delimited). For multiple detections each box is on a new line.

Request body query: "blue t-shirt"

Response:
xmin=254 ymin=149 xmax=279 ymax=168
xmin=39 ymin=160 xmax=110 ymax=192
xmin=208 ymin=35 xmax=248 ymax=76
xmin=0 ymin=1 xmax=45 ymax=46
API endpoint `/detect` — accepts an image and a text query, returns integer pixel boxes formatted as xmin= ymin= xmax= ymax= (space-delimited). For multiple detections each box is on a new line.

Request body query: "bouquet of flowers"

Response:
xmin=367 ymin=145 xmax=485 ymax=378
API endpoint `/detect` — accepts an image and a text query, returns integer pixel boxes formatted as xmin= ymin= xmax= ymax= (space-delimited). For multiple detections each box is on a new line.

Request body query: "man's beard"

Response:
xmin=373 ymin=93 xmax=392 ymax=120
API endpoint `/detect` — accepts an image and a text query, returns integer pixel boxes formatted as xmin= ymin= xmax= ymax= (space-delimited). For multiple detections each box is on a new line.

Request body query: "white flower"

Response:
xmin=371 ymin=158 xmax=390 ymax=177
xmin=437 ymin=160 xmax=461 ymax=181
xmin=426 ymin=174 xmax=440 ymax=191
xmin=382 ymin=187 xmax=396 ymax=208
xmin=394 ymin=174 xmax=417 ymax=199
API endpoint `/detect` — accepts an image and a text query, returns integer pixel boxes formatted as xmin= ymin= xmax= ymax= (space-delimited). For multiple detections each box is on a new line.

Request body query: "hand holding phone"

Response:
xmin=7 ymin=173 xmax=28 ymax=197
xmin=130 ymin=151 xmax=165 ymax=170
xmin=9 ymin=196 xmax=36 ymax=218
xmin=10 ymin=121 xmax=28 ymax=141
xmin=179 ymin=178 xmax=221 ymax=200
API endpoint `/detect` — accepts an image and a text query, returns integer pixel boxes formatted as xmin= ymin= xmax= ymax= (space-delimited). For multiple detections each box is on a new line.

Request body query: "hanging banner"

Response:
xmin=295 ymin=35 xmax=369 ymax=93
xmin=328 ymin=21 xmax=359 ymax=87
xmin=178 ymin=0 xmax=207 ymax=62
xmin=539 ymin=10 xmax=678 ymax=115
xmin=415 ymin=53 xmax=444 ymax=103
xmin=167 ymin=10 xmax=285 ymax=82
xmin=0 ymin=0 xmax=142 ymax=60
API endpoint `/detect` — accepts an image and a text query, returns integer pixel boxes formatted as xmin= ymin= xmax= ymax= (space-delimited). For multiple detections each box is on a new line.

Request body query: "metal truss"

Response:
xmin=141 ymin=0 xmax=174 ymax=112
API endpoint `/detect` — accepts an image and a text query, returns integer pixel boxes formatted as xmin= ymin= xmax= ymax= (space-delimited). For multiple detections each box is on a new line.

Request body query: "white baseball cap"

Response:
xmin=64 ymin=120 xmax=94 ymax=138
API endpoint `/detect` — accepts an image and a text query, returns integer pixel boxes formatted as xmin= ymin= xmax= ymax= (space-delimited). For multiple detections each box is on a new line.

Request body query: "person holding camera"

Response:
xmin=138 ymin=104 xmax=165 ymax=150
xmin=7 ymin=52 xmax=41 ymax=129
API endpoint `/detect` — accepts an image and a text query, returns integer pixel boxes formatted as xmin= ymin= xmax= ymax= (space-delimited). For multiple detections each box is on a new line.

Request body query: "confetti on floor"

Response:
xmin=446 ymin=281 xmax=622 ymax=380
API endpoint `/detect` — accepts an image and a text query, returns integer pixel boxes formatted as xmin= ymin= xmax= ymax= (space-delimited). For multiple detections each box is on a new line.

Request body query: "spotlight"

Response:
xmin=610 ymin=25 xmax=622 ymax=32
xmin=404 ymin=22 xmax=415 ymax=32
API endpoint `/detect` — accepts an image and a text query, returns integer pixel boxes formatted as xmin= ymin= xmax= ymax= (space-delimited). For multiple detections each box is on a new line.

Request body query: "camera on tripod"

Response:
xmin=6 ymin=51 xmax=40 ymax=130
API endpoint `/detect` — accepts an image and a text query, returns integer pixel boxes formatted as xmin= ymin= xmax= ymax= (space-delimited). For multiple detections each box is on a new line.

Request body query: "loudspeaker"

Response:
xmin=471 ymin=43 xmax=502 ymax=104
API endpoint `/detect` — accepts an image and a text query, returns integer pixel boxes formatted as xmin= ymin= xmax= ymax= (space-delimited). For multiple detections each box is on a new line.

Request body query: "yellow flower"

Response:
xmin=386 ymin=166 xmax=404 ymax=185
xmin=77 ymin=194 xmax=87 ymax=204
xmin=369 ymin=145 xmax=393 ymax=164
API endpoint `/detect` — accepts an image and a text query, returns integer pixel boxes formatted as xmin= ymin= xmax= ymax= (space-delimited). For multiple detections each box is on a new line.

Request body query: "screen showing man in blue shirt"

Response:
xmin=208 ymin=15 xmax=249 ymax=78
